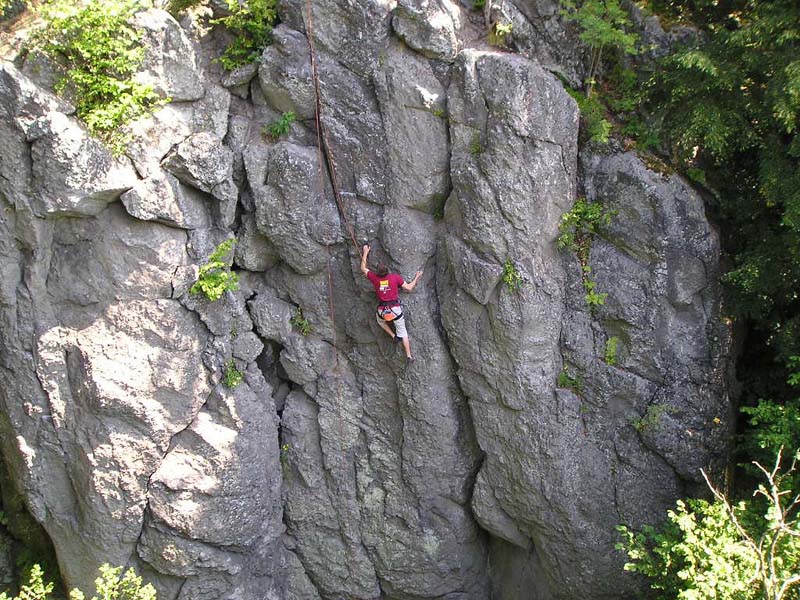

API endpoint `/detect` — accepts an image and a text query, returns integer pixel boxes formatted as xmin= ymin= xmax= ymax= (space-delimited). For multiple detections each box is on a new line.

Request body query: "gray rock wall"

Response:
xmin=0 ymin=2 xmax=731 ymax=599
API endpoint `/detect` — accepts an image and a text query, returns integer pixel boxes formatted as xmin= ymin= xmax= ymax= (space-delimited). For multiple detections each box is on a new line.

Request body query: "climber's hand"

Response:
xmin=363 ymin=244 xmax=370 ymax=255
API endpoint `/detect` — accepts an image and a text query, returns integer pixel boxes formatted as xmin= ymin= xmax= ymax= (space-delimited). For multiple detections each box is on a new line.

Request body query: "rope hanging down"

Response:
xmin=305 ymin=0 xmax=362 ymax=258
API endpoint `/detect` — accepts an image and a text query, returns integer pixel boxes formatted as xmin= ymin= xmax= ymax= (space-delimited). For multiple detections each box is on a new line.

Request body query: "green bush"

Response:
xmin=501 ymin=259 xmax=524 ymax=292
xmin=290 ymin=307 xmax=312 ymax=336
xmin=223 ymin=360 xmax=243 ymax=388
xmin=617 ymin=449 xmax=800 ymax=600
xmin=560 ymin=0 xmax=638 ymax=96
xmin=1 ymin=564 xmax=156 ymax=600
xmin=558 ymin=198 xmax=615 ymax=308
xmin=190 ymin=239 xmax=239 ymax=302
xmin=566 ymin=87 xmax=612 ymax=144
xmin=488 ymin=21 xmax=513 ymax=47
xmin=632 ymin=403 xmax=675 ymax=432
xmin=557 ymin=368 xmax=583 ymax=393
xmin=214 ymin=0 xmax=278 ymax=71
xmin=32 ymin=0 xmax=165 ymax=154
xmin=262 ymin=111 xmax=295 ymax=140
xmin=604 ymin=336 xmax=620 ymax=365
xmin=469 ymin=132 xmax=482 ymax=156
xmin=167 ymin=0 xmax=202 ymax=14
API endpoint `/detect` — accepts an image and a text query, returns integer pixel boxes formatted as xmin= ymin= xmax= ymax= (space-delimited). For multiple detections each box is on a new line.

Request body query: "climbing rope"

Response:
xmin=305 ymin=0 xmax=362 ymax=258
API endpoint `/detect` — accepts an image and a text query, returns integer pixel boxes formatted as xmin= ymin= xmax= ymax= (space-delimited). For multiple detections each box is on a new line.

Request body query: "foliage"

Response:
xmin=617 ymin=449 xmax=800 ymax=600
xmin=566 ymin=86 xmax=612 ymax=144
xmin=279 ymin=443 xmax=290 ymax=475
xmin=223 ymin=360 xmax=243 ymax=389
xmin=190 ymin=239 xmax=239 ymax=302
xmin=488 ymin=21 xmax=513 ymax=46
xmin=290 ymin=307 xmax=312 ymax=336
xmin=32 ymin=0 xmax=164 ymax=154
xmin=632 ymin=403 xmax=675 ymax=433
xmin=473 ymin=0 xmax=485 ymax=9
xmin=557 ymin=367 xmax=583 ymax=393
xmin=262 ymin=111 xmax=295 ymax=140
xmin=1 ymin=564 xmax=155 ymax=600
xmin=431 ymin=194 xmax=447 ymax=220
xmin=560 ymin=0 xmax=638 ymax=95
xmin=469 ymin=132 xmax=482 ymax=156
xmin=0 ymin=565 xmax=53 ymax=600
xmin=214 ymin=0 xmax=278 ymax=70
xmin=558 ymin=198 xmax=615 ymax=307
xmin=167 ymin=0 xmax=202 ymax=14
xmin=741 ymin=360 xmax=800 ymax=491
xmin=646 ymin=0 xmax=800 ymax=366
xmin=605 ymin=335 xmax=620 ymax=365
xmin=501 ymin=259 xmax=524 ymax=292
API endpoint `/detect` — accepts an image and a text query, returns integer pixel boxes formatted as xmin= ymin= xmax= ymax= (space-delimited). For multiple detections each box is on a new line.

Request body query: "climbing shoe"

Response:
xmin=406 ymin=355 xmax=415 ymax=363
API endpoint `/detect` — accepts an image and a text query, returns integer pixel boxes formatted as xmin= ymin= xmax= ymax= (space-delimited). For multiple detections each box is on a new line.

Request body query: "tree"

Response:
xmin=561 ymin=0 xmax=639 ymax=95
xmin=617 ymin=449 xmax=800 ymax=600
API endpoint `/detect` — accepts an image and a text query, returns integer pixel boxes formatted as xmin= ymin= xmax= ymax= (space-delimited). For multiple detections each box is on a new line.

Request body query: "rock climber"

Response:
xmin=360 ymin=244 xmax=422 ymax=362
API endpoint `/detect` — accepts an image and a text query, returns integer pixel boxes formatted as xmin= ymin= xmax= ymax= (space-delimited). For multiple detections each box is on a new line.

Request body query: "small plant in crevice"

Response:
xmin=469 ymin=131 xmax=482 ymax=156
xmin=262 ymin=111 xmax=295 ymax=140
xmin=565 ymin=86 xmax=611 ymax=144
xmin=501 ymin=258 xmax=524 ymax=292
xmin=632 ymin=403 xmax=676 ymax=433
xmin=167 ymin=0 xmax=203 ymax=14
xmin=559 ymin=0 xmax=638 ymax=97
xmin=605 ymin=335 xmax=620 ymax=366
xmin=290 ymin=307 xmax=313 ymax=336
xmin=190 ymin=239 xmax=239 ymax=302
xmin=279 ymin=443 xmax=290 ymax=476
xmin=223 ymin=360 xmax=243 ymax=389
xmin=431 ymin=194 xmax=448 ymax=221
xmin=557 ymin=197 xmax=615 ymax=309
xmin=214 ymin=0 xmax=278 ymax=71
xmin=557 ymin=367 xmax=583 ymax=393
xmin=488 ymin=21 xmax=513 ymax=46
xmin=473 ymin=0 xmax=485 ymax=9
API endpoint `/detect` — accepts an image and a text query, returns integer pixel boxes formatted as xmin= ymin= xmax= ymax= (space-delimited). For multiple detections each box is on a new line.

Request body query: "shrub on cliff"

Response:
xmin=31 ymin=0 xmax=164 ymax=153
xmin=1 ymin=564 xmax=156 ymax=600
xmin=215 ymin=0 xmax=278 ymax=70
xmin=618 ymin=448 xmax=800 ymax=599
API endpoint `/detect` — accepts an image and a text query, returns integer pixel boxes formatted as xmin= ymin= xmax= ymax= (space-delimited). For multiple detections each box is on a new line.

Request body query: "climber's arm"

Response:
xmin=401 ymin=271 xmax=423 ymax=292
xmin=360 ymin=245 xmax=370 ymax=276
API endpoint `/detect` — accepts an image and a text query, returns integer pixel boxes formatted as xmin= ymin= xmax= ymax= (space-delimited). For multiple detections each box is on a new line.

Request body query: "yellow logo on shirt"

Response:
xmin=379 ymin=279 xmax=390 ymax=292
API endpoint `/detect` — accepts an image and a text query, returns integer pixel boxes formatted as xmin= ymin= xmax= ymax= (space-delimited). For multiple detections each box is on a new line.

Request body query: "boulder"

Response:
xmin=133 ymin=9 xmax=205 ymax=102
xmin=392 ymin=0 xmax=466 ymax=62
xmin=120 ymin=170 xmax=210 ymax=229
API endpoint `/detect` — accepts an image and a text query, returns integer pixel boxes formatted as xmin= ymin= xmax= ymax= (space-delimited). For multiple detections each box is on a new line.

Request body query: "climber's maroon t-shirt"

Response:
xmin=367 ymin=271 xmax=404 ymax=303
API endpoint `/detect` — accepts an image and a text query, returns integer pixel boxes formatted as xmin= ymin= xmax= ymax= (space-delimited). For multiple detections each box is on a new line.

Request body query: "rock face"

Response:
xmin=0 ymin=2 xmax=731 ymax=600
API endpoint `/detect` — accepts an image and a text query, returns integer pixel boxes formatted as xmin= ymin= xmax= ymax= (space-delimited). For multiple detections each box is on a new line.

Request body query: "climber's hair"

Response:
xmin=376 ymin=264 xmax=389 ymax=277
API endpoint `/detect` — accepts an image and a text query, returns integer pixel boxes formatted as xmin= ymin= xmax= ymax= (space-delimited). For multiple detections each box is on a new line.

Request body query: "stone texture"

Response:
xmin=120 ymin=170 xmax=211 ymax=229
xmin=0 ymin=3 xmax=734 ymax=600
xmin=26 ymin=110 xmax=139 ymax=216
xmin=392 ymin=0 xmax=466 ymax=62
xmin=245 ymin=141 xmax=343 ymax=275
xmin=133 ymin=9 xmax=205 ymax=102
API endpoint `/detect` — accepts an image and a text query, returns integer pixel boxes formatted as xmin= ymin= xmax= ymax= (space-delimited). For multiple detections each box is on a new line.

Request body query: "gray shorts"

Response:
xmin=376 ymin=306 xmax=407 ymax=338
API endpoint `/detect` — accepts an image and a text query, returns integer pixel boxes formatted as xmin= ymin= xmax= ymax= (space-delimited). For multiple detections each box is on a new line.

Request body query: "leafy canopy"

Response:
xmin=617 ymin=449 xmax=800 ymax=600
xmin=215 ymin=0 xmax=278 ymax=70
xmin=32 ymin=0 xmax=164 ymax=153
xmin=561 ymin=0 xmax=638 ymax=95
